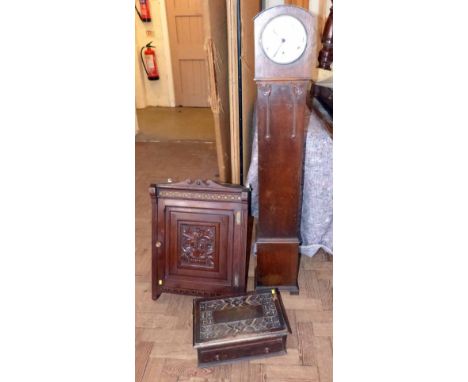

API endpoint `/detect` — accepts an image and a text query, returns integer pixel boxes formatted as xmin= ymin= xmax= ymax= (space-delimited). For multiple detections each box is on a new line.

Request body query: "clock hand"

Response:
xmin=272 ymin=29 xmax=284 ymax=45
xmin=273 ymin=43 xmax=283 ymax=58
xmin=273 ymin=38 xmax=286 ymax=58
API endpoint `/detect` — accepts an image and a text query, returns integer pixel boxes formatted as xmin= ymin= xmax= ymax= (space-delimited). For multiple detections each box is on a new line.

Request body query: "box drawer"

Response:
xmin=197 ymin=336 xmax=286 ymax=366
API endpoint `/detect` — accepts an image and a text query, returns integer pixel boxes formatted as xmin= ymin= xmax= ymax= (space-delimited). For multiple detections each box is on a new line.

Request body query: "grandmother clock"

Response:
xmin=254 ymin=5 xmax=315 ymax=293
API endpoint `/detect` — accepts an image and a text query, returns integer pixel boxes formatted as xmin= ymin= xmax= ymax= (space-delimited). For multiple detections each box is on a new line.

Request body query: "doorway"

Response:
xmin=165 ymin=0 xmax=231 ymax=183
xmin=165 ymin=0 xmax=210 ymax=107
xmin=135 ymin=0 xmax=231 ymax=182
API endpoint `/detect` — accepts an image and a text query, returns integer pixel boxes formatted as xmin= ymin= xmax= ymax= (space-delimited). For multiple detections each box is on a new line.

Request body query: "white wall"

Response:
xmin=309 ymin=0 xmax=332 ymax=37
xmin=135 ymin=0 xmax=175 ymax=108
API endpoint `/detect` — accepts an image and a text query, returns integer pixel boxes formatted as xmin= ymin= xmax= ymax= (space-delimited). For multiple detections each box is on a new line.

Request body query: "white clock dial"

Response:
xmin=261 ymin=15 xmax=307 ymax=64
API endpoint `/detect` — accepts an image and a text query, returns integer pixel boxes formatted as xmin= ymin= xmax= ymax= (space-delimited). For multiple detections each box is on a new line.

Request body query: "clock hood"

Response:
xmin=254 ymin=4 xmax=317 ymax=81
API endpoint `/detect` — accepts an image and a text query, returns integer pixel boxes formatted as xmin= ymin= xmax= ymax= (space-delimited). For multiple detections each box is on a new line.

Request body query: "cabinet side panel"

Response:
xmin=150 ymin=190 xmax=162 ymax=299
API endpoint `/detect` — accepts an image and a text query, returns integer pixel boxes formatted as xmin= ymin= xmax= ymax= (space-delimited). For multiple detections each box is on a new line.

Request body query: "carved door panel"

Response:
xmin=165 ymin=207 xmax=233 ymax=286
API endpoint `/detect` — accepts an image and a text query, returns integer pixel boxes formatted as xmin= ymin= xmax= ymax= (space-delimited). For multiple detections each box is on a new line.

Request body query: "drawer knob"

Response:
xmin=155 ymin=241 xmax=162 ymax=248
xmin=214 ymin=354 xmax=220 ymax=361
xmin=264 ymin=347 xmax=270 ymax=354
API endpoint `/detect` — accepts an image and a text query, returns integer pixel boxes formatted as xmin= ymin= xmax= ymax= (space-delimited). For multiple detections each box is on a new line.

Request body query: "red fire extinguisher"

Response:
xmin=135 ymin=0 xmax=151 ymax=23
xmin=141 ymin=42 xmax=160 ymax=81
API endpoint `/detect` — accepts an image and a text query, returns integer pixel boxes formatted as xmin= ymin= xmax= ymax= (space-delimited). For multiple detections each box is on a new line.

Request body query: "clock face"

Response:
xmin=261 ymin=15 xmax=307 ymax=64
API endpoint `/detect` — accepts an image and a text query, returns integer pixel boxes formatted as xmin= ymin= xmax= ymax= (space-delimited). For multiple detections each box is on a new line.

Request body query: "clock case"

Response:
xmin=149 ymin=179 xmax=251 ymax=300
xmin=254 ymin=5 xmax=315 ymax=294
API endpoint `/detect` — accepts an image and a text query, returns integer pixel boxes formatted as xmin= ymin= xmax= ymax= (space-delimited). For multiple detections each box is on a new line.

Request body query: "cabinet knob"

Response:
xmin=264 ymin=347 xmax=270 ymax=354
xmin=214 ymin=354 xmax=220 ymax=361
xmin=155 ymin=241 xmax=162 ymax=248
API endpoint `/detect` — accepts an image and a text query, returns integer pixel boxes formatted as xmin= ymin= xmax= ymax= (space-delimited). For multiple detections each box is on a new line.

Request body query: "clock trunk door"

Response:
xmin=161 ymin=206 xmax=234 ymax=292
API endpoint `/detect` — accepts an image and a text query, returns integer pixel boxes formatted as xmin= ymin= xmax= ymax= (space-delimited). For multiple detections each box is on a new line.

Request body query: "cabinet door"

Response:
xmin=163 ymin=206 xmax=235 ymax=292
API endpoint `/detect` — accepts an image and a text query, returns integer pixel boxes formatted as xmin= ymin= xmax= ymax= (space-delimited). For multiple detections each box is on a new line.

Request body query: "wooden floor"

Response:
xmin=136 ymin=141 xmax=333 ymax=382
xmin=136 ymin=107 xmax=215 ymax=142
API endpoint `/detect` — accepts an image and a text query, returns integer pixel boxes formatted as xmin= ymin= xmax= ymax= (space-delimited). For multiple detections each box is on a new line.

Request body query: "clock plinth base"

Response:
xmin=255 ymin=240 xmax=300 ymax=294
xmin=254 ymin=280 xmax=300 ymax=295
xmin=254 ymin=268 xmax=300 ymax=295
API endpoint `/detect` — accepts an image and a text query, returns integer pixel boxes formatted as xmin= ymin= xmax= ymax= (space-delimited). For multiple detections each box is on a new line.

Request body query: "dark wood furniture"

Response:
xmin=193 ymin=289 xmax=290 ymax=366
xmin=254 ymin=5 xmax=315 ymax=294
xmin=318 ymin=1 xmax=333 ymax=71
xmin=313 ymin=1 xmax=333 ymax=119
xmin=149 ymin=179 xmax=250 ymax=300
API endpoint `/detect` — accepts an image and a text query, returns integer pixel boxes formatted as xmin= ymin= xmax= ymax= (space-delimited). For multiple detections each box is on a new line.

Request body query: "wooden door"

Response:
xmin=165 ymin=207 xmax=232 ymax=284
xmin=166 ymin=0 xmax=210 ymax=107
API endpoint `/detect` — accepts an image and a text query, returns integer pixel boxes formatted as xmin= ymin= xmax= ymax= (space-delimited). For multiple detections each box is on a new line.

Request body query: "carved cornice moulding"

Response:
xmin=151 ymin=179 xmax=250 ymax=202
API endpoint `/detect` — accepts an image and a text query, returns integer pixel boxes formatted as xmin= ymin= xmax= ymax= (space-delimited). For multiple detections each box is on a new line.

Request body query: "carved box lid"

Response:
xmin=193 ymin=290 xmax=291 ymax=349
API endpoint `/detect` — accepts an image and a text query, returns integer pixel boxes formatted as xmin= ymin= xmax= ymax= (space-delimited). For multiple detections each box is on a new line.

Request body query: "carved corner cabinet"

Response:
xmin=149 ymin=179 xmax=250 ymax=300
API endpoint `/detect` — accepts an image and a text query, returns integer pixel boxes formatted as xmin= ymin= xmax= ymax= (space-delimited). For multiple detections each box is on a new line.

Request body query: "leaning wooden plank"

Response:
xmin=227 ymin=0 xmax=241 ymax=184
xmin=204 ymin=0 xmax=232 ymax=182
xmin=240 ymin=0 xmax=261 ymax=184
